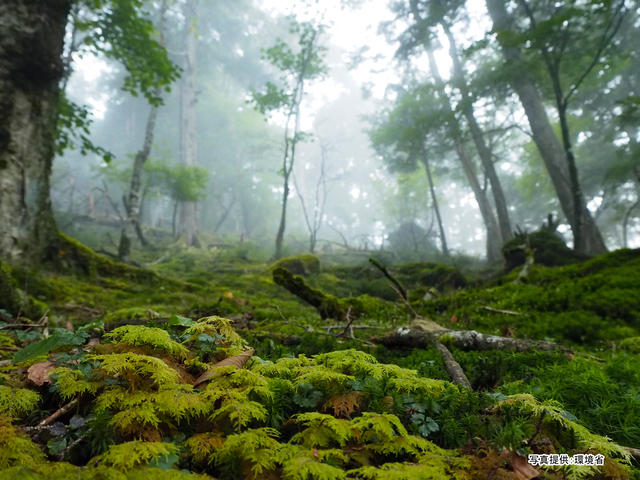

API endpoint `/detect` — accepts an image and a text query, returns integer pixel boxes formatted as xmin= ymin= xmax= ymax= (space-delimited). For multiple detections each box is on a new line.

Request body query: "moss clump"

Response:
xmin=502 ymin=228 xmax=586 ymax=271
xmin=0 ymin=260 xmax=47 ymax=321
xmin=271 ymin=254 xmax=320 ymax=277
xmin=619 ymin=336 xmax=640 ymax=354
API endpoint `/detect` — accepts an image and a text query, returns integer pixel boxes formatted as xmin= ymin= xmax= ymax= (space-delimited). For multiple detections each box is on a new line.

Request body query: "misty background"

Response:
xmin=51 ymin=0 xmax=640 ymax=263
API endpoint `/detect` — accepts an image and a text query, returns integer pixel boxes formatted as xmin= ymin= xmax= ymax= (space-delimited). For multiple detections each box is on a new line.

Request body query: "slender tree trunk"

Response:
xmin=421 ymin=156 xmax=449 ymax=257
xmin=442 ymin=22 xmax=513 ymax=244
xmin=179 ymin=0 xmax=200 ymax=248
xmin=485 ymin=0 xmax=607 ymax=255
xmin=118 ymin=102 xmax=159 ymax=262
xmin=424 ymin=48 xmax=502 ymax=261
xmin=408 ymin=0 xmax=501 ymax=260
xmin=0 ymin=0 xmax=71 ymax=265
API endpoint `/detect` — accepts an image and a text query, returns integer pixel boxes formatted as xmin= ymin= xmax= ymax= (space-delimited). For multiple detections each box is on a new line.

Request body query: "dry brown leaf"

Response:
xmin=501 ymin=450 xmax=540 ymax=480
xmin=193 ymin=348 xmax=255 ymax=386
xmin=28 ymin=361 xmax=57 ymax=386
xmin=323 ymin=391 xmax=363 ymax=418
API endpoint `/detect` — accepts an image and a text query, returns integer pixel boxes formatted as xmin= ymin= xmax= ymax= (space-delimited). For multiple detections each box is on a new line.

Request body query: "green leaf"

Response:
xmin=148 ymin=452 xmax=180 ymax=470
xmin=169 ymin=315 xmax=196 ymax=327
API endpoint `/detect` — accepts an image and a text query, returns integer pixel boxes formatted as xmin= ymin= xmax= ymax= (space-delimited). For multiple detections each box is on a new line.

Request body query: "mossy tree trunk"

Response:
xmin=0 ymin=0 xmax=70 ymax=266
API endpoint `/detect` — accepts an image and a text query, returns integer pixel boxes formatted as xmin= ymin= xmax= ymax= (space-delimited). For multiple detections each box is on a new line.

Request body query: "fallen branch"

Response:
xmin=0 ymin=323 xmax=49 ymax=329
xmin=483 ymin=306 xmax=521 ymax=316
xmin=433 ymin=341 xmax=472 ymax=389
xmin=322 ymin=325 xmax=386 ymax=334
xmin=623 ymin=446 xmax=640 ymax=461
xmin=270 ymin=305 xmax=312 ymax=333
xmin=373 ymin=327 xmax=574 ymax=355
xmin=369 ymin=258 xmax=407 ymax=301
xmin=39 ymin=398 xmax=79 ymax=427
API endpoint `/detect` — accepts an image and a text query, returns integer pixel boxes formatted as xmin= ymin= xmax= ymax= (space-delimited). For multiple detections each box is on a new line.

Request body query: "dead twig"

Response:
xmin=388 ymin=284 xmax=421 ymax=319
xmin=369 ymin=258 xmax=407 ymax=301
xmin=270 ymin=305 xmax=312 ymax=333
xmin=340 ymin=307 xmax=355 ymax=337
xmin=39 ymin=398 xmax=79 ymax=427
xmin=483 ymin=306 xmax=521 ymax=316
xmin=527 ymin=410 xmax=547 ymax=446
xmin=0 ymin=324 xmax=49 ymax=329
xmin=433 ymin=341 xmax=472 ymax=390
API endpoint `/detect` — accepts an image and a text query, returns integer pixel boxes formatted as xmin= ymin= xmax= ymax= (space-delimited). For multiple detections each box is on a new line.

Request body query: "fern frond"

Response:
xmin=184 ymin=431 xmax=225 ymax=463
xmin=209 ymin=393 xmax=268 ymax=430
xmin=348 ymin=461 xmax=459 ymax=480
xmin=94 ymin=440 xmax=181 ymax=470
xmin=0 ymin=386 xmax=40 ymax=418
xmin=90 ymin=352 xmax=179 ymax=388
xmin=109 ymin=406 xmax=161 ymax=433
xmin=293 ymin=366 xmax=353 ymax=389
xmin=52 ymin=368 xmax=101 ymax=400
xmin=106 ymin=325 xmax=189 ymax=360
xmin=213 ymin=428 xmax=282 ymax=475
xmin=184 ymin=316 xmax=247 ymax=355
xmin=281 ymin=446 xmax=347 ymax=480
xmin=0 ymin=415 xmax=45 ymax=468
xmin=351 ymin=413 xmax=408 ymax=444
xmin=291 ymin=413 xmax=353 ymax=447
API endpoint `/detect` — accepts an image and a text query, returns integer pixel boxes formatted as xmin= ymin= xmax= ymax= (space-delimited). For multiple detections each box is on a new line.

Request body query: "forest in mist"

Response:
xmin=50 ymin=0 xmax=640 ymax=262
xmin=2 ymin=1 xmax=640 ymax=479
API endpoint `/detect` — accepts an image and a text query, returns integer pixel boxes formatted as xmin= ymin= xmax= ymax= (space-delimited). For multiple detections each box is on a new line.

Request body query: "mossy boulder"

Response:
xmin=502 ymin=228 xmax=586 ymax=272
xmin=271 ymin=254 xmax=320 ymax=277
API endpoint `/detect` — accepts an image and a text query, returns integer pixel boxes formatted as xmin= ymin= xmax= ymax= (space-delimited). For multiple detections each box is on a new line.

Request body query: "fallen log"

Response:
xmin=372 ymin=327 xmax=574 ymax=355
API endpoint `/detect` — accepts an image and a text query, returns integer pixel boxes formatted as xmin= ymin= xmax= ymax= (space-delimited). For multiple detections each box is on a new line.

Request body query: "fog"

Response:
xmin=51 ymin=0 xmax=640 ymax=262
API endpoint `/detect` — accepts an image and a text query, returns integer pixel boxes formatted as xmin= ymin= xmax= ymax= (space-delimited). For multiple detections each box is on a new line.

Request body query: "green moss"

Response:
xmin=502 ymin=228 xmax=586 ymax=271
xmin=620 ymin=336 xmax=640 ymax=354
xmin=271 ymin=254 xmax=321 ymax=276
xmin=0 ymin=260 xmax=47 ymax=321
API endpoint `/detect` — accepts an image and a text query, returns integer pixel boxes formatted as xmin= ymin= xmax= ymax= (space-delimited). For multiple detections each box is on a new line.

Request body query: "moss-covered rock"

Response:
xmin=502 ymin=228 xmax=586 ymax=272
xmin=270 ymin=254 xmax=320 ymax=277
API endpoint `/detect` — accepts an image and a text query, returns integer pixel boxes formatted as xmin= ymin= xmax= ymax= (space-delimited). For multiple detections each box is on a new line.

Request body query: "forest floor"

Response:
xmin=1 ymin=229 xmax=640 ymax=480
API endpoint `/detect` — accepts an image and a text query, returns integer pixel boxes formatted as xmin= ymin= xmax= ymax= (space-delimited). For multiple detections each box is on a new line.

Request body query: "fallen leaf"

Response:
xmin=28 ymin=361 xmax=57 ymax=386
xmin=223 ymin=291 xmax=234 ymax=299
xmin=501 ymin=450 xmax=540 ymax=480
xmin=65 ymin=321 xmax=74 ymax=331
xmin=450 ymin=315 xmax=458 ymax=323
xmin=193 ymin=349 xmax=255 ymax=386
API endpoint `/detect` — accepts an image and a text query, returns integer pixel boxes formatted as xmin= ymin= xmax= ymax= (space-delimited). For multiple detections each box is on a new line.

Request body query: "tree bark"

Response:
xmin=441 ymin=22 xmax=513 ymax=244
xmin=421 ymin=156 xmax=449 ymax=256
xmin=178 ymin=0 xmax=201 ymax=248
xmin=485 ymin=0 xmax=607 ymax=256
xmin=408 ymin=0 xmax=502 ymax=261
xmin=0 ymin=0 xmax=71 ymax=265
xmin=374 ymin=327 xmax=573 ymax=355
xmin=118 ymin=102 xmax=159 ymax=262
xmin=424 ymin=48 xmax=502 ymax=261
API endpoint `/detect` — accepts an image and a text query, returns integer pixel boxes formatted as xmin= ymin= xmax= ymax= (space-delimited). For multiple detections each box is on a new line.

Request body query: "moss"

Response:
xmin=502 ymin=228 xmax=586 ymax=271
xmin=620 ymin=336 xmax=640 ymax=354
xmin=270 ymin=254 xmax=321 ymax=276
xmin=0 ymin=260 xmax=47 ymax=321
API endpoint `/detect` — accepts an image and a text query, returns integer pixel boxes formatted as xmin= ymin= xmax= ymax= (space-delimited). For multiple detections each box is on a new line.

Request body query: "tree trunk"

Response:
xmin=424 ymin=48 xmax=502 ymax=261
xmin=178 ymin=0 xmax=200 ymax=248
xmin=421 ymin=156 xmax=449 ymax=256
xmin=442 ymin=22 xmax=513 ymax=244
xmin=118 ymin=102 xmax=159 ymax=262
xmin=0 ymin=0 xmax=70 ymax=265
xmin=485 ymin=0 xmax=607 ymax=255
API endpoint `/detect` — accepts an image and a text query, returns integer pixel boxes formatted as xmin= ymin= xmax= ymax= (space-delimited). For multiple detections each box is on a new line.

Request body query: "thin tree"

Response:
xmin=251 ymin=19 xmax=327 ymax=259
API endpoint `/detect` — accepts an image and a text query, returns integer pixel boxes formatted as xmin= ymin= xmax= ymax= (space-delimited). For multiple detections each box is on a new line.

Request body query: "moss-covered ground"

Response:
xmin=1 ymin=234 xmax=640 ymax=479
